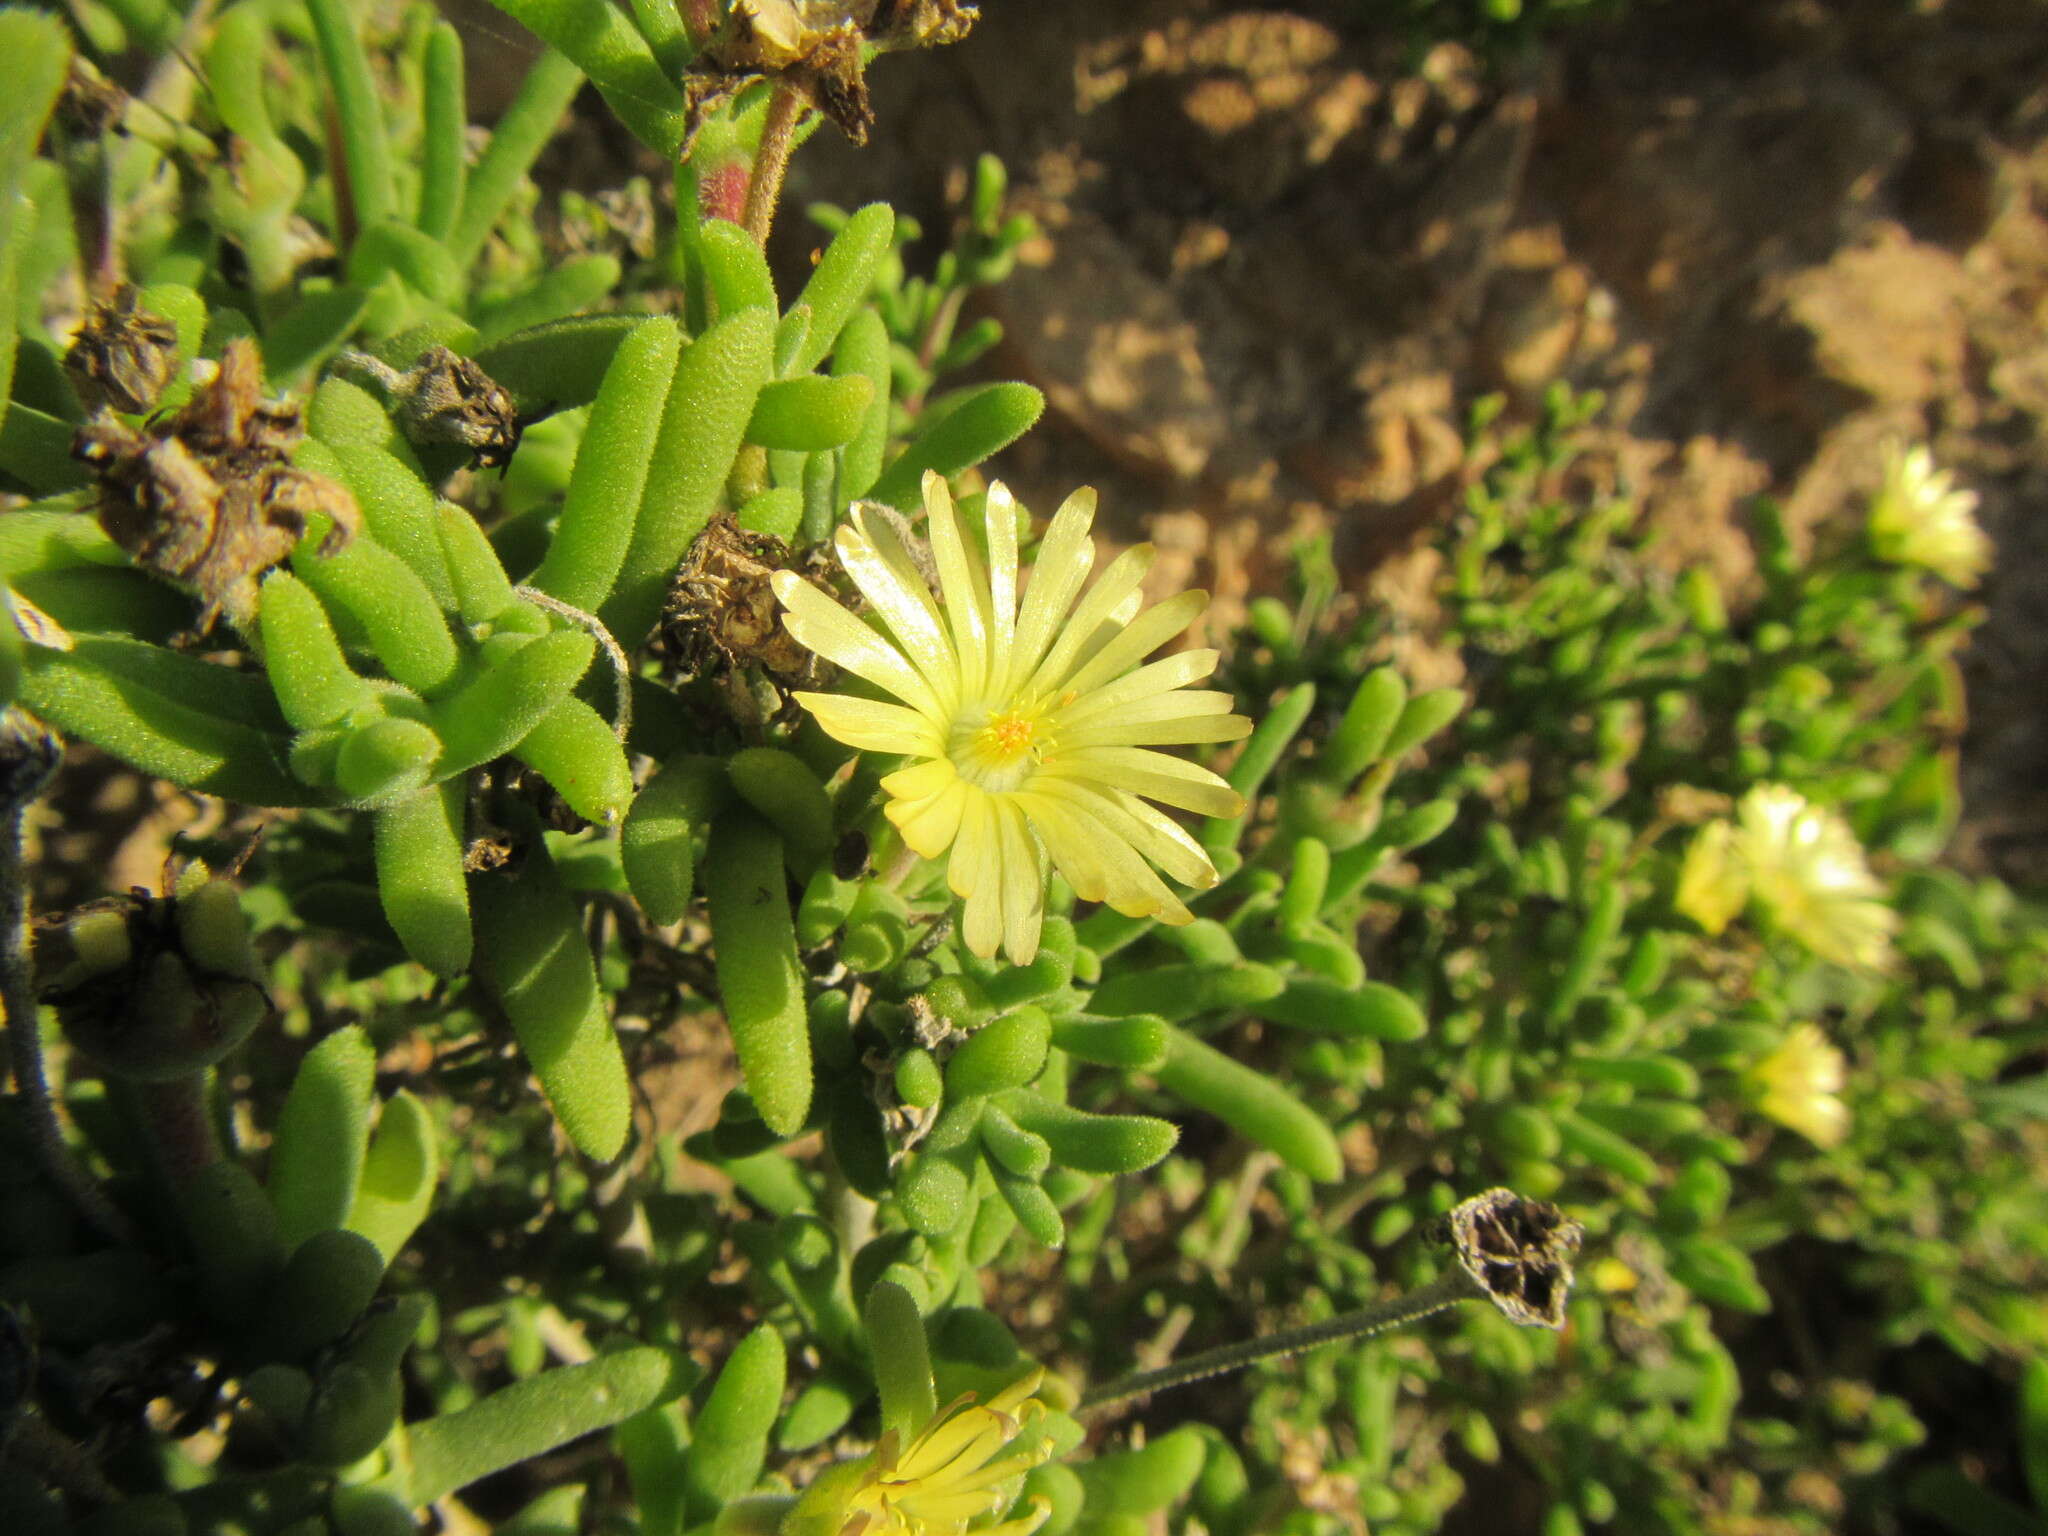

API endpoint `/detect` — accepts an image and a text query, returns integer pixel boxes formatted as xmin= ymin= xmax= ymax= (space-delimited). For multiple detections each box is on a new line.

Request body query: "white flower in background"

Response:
xmin=1867 ymin=440 xmax=1991 ymax=588
xmin=774 ymin=471 xmax=1250 ymax=964
xmin=1734 ymin=785 xmax=1896 ymax=970
xmin=1748 ymin=1023 xmax=1851 ymax=1148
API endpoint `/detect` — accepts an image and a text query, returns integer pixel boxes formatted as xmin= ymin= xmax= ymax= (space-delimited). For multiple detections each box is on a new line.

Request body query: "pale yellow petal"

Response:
xmin=1052 ymin=649 xmax=1219 ymax=725
xmin=1021 ymin=791 xmax=1188 ymax=922
xmin=890 ymin=778 xmax=969 ymax=860
xmin=837 ymin=512 xmax=957 ymax=708
xmin=1051 ymin=747 xmax=1245 ymax=818
xmin=1022 ymin=544 xmax=1153 ymax=699
xmin=896 ymin=1489 xmax=1005 ymax=1523
xmin=1005 ymin=488 xmax=1097 ymax=695
xmin=984 ymin=481 xmax=1020 ymax=686
xmin=792 ymin=691 xmax=945 ymax=755
xmin=1059 ymin=589 xmax=1209 ymax=697
xmin=773 ymin=573 xmax=944 ymax=717
xmin=881 ymin=757 xmax=957 ymax=801
xmin=1059 ymin=710 xmax=1255 ymax=749
xmin=994 ymin=797 xmax=1045 ymax=965
xmin=1059 ymin=780 xmax=1218 ymax=890
xmin=1022 ymin=795 xmax=1114 ymax=904
xmin=923 ymin=471 xmax=992 ymax=699
xmin=952 ymin=794 xmax=1005 ymax=958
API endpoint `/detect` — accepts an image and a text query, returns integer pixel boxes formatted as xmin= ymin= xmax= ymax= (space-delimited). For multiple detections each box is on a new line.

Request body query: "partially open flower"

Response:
xmin=1674 ymin=818 xmax=1748 ymax=937
xmin=775 ymin=472 xmax=1249 ymax=964
xmin=779 ymin=1370 xmax=1055 ymax=1536
xmin=1734 ymin=785 xmax=1895 ymax=969
xmin=1868 ymin=440 xmax=1991 ymax=588
xmin=1748 ymin=1023 xmax=1850 ymax=1147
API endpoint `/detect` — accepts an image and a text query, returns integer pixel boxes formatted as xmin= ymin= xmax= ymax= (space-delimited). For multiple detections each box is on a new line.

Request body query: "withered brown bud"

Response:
xmin=56 ymin=57 xmax=128 ymax=139
xmin=336 ymin=346 xmax=524 ymax=471
xmin=64 ymin=285 xmax=179 ymax=415
xmin=1430 ymin=1186 xmax=1584 ymax=1329
xmin=392 ymin=347 xmax=522 ymax=469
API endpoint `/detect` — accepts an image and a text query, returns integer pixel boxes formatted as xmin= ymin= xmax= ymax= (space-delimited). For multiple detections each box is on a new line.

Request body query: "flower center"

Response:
xmin=983 ymin=711 xmax=1036 ymax=759
xmin=951 ymin=706 xmax=1051 ymax=793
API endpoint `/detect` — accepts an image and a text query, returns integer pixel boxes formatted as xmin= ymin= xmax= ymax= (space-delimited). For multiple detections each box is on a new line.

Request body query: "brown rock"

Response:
xmin=1766 ymin=229 xmax=1971 ymax=407
xmin=988 ymin=206 xmax=1227 ymax=483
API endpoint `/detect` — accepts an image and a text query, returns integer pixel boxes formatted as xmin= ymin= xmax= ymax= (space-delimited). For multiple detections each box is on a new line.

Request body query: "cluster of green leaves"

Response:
xmin=3 ymin=3 xmax=2039 ymax=1535
xmin=1082 ymin=388 xmax=2045 ymax=1536
xmin=0 ymin=4 xmax=1359 ymax=1532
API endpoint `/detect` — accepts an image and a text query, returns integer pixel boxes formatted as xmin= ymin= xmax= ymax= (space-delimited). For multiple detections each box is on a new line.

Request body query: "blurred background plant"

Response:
xmin=0 ymin=2 xmax=2040 ymax=1535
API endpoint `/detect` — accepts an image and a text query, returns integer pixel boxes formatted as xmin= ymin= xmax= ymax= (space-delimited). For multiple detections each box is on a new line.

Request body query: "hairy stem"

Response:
xmin=741 ymin=82 xmax=807 ymax=247
xmin=0 ymin=714 xmax=130 ymax=1244
xmin=1079 ymin=1269 xmax=1481 ymax=1412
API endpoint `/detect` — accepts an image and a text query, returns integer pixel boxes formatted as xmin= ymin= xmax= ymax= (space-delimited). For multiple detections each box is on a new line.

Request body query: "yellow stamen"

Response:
xmin=980 ymin=711 xmax=1037 ymax=762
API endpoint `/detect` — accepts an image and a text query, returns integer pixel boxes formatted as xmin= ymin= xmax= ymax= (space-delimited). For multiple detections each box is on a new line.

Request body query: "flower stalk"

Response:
xmin=1081 ymin=1188 xmax=1583 ymax=1412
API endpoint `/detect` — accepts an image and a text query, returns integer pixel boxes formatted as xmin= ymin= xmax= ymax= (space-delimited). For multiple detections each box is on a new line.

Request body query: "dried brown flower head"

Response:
xmin=76 ymin=338 xmax=358 ymax=631
xmin=657 ymin=513 xmax=830 ymax=683
xmin=685 ymin=0 xmax=977 ymax=147
xmin=1430 ymin=1186 xmax=1584 ymax=1329
xmin=64 ymin=285 xmax=179 ymax=415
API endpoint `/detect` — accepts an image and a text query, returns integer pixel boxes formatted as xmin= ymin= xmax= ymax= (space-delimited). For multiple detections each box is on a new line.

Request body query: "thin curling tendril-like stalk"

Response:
xmin=0 ymin=712 xmax=132 ymax=1243
xmin=514 ymin=586 xmax=634 ymax=742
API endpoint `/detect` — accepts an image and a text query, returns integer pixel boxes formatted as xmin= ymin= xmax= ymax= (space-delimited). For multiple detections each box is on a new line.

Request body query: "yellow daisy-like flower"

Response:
xmin=773 ymin=471 xmax=1251 ymax=964
xmin=1868 ymin=440 xmax=1992 ymax=588
xmin=1734 ymin=785 xmax=1896 ymax=970
xmin=833 ymin=1371 xmax=1056 ymax=1536
xmin=1747 ymin=1023 xmax=1850 ymax=1147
